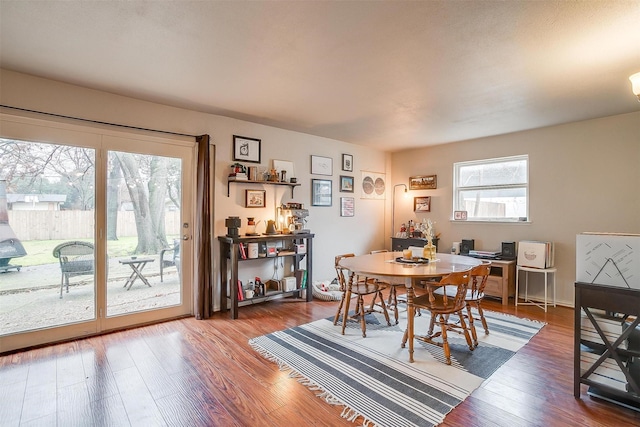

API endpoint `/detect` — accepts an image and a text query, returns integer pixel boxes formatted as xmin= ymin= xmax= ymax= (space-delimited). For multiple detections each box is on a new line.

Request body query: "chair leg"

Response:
xmin=341 ymin=290 xmax=353 ymax=335
xmin=428 ymin=313 xmax=436 ymax=336
xmin=439 ymin=315 xmax=452 ymax=365
xmin=465 ymin=302 xmax=478 ymax=348
xmin=376 ymin=291 xmax=391 ymax=326
xmin=476 ymin=301 xmax=489 ymax=335
xmin=388 ymin=286 xmax=399 ymax=324
xmin=401 ymin=326 xmax=409 ymax=348
xmin=60 ymin=275 xmax=64 ymax=299
xmin=333 ymin=292 xmax=346 ymax=325
xmin=458 ymin=310 xmax=475 ymax=351
xmin=358 ymin=295 xmax=367 ymax=337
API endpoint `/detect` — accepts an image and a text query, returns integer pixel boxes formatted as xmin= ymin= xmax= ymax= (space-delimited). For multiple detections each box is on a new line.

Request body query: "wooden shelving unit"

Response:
xmin=227 ymin=179 xmax=300 ymax=198
xmin=218 ymin=233 xmax=314 ymax=319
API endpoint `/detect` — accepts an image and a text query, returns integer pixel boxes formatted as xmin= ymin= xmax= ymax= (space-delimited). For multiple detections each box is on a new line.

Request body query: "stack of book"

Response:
xmin=228 ymin=173 xmax=248 ymax=181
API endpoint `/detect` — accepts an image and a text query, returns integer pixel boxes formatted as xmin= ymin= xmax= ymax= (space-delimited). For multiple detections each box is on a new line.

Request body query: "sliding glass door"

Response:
xmin=103 ymin=138 xmax=190 ymax=326
xmin=0 ymin=138 xmax=97 ymax=336
xmin=0 ymin=115 xmax=194 ymax=352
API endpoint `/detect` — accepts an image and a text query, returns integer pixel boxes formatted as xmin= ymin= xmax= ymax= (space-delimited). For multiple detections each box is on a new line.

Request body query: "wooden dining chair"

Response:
xmin=334 ymin=253 xmax=391 ymax=337
xmin=431 ymin=261 xmax=491 ymax=348
xmin=464 ymin=262 xmax=492 ymax=347
xmin=370 ymin=250 xmax=404 ymax=324
xmin=402 ymin=270 xmax=474 ymax=365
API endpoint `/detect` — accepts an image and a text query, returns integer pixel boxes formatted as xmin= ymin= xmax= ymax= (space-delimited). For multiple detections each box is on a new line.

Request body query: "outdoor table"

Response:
xmin=338 ymin=251 xmax=481 ymax=362
xmin=119 ymin=257 xmax=155 ymax=290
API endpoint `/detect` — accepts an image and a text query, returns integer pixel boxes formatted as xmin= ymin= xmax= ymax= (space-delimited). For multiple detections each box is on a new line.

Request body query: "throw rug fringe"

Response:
xmin=249 ymin=309 xmax=545 ymax=427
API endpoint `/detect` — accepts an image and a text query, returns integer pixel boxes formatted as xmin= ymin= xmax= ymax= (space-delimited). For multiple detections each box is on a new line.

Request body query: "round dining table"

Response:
xmin=338 ymin=251 xmax=482 ymax=362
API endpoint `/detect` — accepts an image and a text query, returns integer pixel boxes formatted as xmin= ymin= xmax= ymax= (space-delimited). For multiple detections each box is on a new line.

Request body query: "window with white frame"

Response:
xmin=453 ymin=155 xmax=528 ymax=221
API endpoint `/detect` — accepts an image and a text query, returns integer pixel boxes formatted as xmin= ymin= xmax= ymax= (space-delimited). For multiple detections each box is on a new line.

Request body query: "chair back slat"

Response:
xmin=334 ymin=253 xmax=355 ymax=291
xmin=470 ymin=262 xmax=491 ymax=298
xmin=426 ymin=270 xmax=470 ymax=312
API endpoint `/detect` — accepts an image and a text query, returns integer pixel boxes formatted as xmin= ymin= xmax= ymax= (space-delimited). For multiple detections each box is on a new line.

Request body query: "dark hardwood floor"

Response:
xmin=1 ymin=294 xmax=639 ymax=426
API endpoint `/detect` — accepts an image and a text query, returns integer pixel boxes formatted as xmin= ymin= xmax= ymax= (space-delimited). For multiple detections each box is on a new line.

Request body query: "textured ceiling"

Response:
xmin=1 ymin=1 xmax=639 ymax=152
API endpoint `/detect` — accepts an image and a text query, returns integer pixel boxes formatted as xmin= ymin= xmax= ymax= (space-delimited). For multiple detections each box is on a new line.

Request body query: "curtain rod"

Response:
xmin=0 ymin=104 xmax=199 ymax=138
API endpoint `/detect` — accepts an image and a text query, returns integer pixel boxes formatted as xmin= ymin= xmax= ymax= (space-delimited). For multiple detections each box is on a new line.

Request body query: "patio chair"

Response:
xmin=160 ymin=239 xmax=180 ymax=282
xmin=53 ymin=241 xmax=95 ymax=298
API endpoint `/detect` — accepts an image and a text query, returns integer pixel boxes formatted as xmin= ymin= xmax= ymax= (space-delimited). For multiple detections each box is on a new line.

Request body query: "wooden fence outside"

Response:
xmin=7 ymin=211 xmax=181 ymax=241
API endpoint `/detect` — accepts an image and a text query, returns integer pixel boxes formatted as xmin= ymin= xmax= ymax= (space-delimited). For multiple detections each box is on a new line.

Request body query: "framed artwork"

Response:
xmin=340 ymin=197 xmax=355 ymax=217
xmin=342 ymin=154 xmax=353 ymax=172
xmin=414 ymin=196 xmax=431 ymax=212
xmin=339 ymin=175 xmax=354 ymax=192
xmin=454 ymin=210 xmax=468 ymax=220
xmin=245 ymin=190 xmax=266 ymax=208
xmin=361 ymin=171 xmax=386 ymax=199
xmin=311 ymin=179 xmax=332 ymax=206
xmin=409 ymin=175 xmax=437 ymax=190
xmin=311 ymin=155 xmax=333 ymax=176
xmin=273 ymin=159 xmax=295 ymax=182
xmin=233 ymin=135 xmax=261 ymax=163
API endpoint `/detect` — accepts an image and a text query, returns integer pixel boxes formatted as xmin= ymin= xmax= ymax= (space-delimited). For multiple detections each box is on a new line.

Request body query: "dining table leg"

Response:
xmin=407 ymin=278 xmax=415 ymax=363
xmin=341 ymin=272 xmax=354 ymax=335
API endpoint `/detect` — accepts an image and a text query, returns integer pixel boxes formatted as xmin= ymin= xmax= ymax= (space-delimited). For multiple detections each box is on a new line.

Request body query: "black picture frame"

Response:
xmin=311 ymin=179 xmax=332 ymax=206
xmin=233 ymin=135 xmax=261 ymax=163
xmin=339 ymin=175 xmax=354 ymax=192
xmin=342 ymin=154 xmax=353 ymax=172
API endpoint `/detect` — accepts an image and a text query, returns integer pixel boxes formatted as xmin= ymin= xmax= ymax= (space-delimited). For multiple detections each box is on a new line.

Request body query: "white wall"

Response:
xmin=0 ymin=69 xmax=389 ymax=311
xmin=391 ymin=111 xmax=640 ymax=306
xmin=4 ymin=69 xmax=638 ymax=309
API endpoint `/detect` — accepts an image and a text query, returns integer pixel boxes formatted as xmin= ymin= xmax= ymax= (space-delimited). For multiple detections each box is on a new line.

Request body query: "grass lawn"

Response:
xmin=18 ymin=237 xmax=168 ymax=267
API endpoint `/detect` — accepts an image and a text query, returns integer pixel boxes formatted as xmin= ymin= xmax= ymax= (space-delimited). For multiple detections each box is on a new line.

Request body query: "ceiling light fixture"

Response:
xmin=630 ymin=72 xmax=640 ymax=101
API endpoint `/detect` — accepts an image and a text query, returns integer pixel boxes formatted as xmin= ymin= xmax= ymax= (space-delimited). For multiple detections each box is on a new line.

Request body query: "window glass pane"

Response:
xmin=106 ymin=150 xmax=182 ymax=317
xmin=0 ymin=138 xmax=96 ymax=335
xmin=458 ymin=159 xmax=527 ymax=187
xmin=458 ymin=187 xmax=527 ymax=219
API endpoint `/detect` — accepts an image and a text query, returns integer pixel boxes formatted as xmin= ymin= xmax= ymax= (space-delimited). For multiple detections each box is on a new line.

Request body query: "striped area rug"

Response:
xmin=249 ymin=310 xmax=545 ymax=427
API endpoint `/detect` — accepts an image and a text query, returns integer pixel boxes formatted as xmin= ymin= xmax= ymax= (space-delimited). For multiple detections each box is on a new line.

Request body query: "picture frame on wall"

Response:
xmin=311 ymin=155 xmax=333 ymax=176
xmin=233 ymin=135 xmax=261 ymax=163
xmin=245 ymin=190 xmax=266 ymax=208
xmin=409 ymin=175 xmax=437 ymax=190
xmin=340 ymin=197 xmax=355 ymax=217
xmin=339 ymin=175 xmax=354 ymax=192
xmin=414 ymin=196 xmax=431 ymax=212
xmin=454 ymin=210 xmax=468 ymax=220
xmin=342 ymin=154 xmax=353 ymax=172
xmin=273 ymin=159 xmax=295 ymax=182
xmin=311 ymin=179 xmax=332 ymax=206
xmin=361 ymin=171 xmax=386 ymax=199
